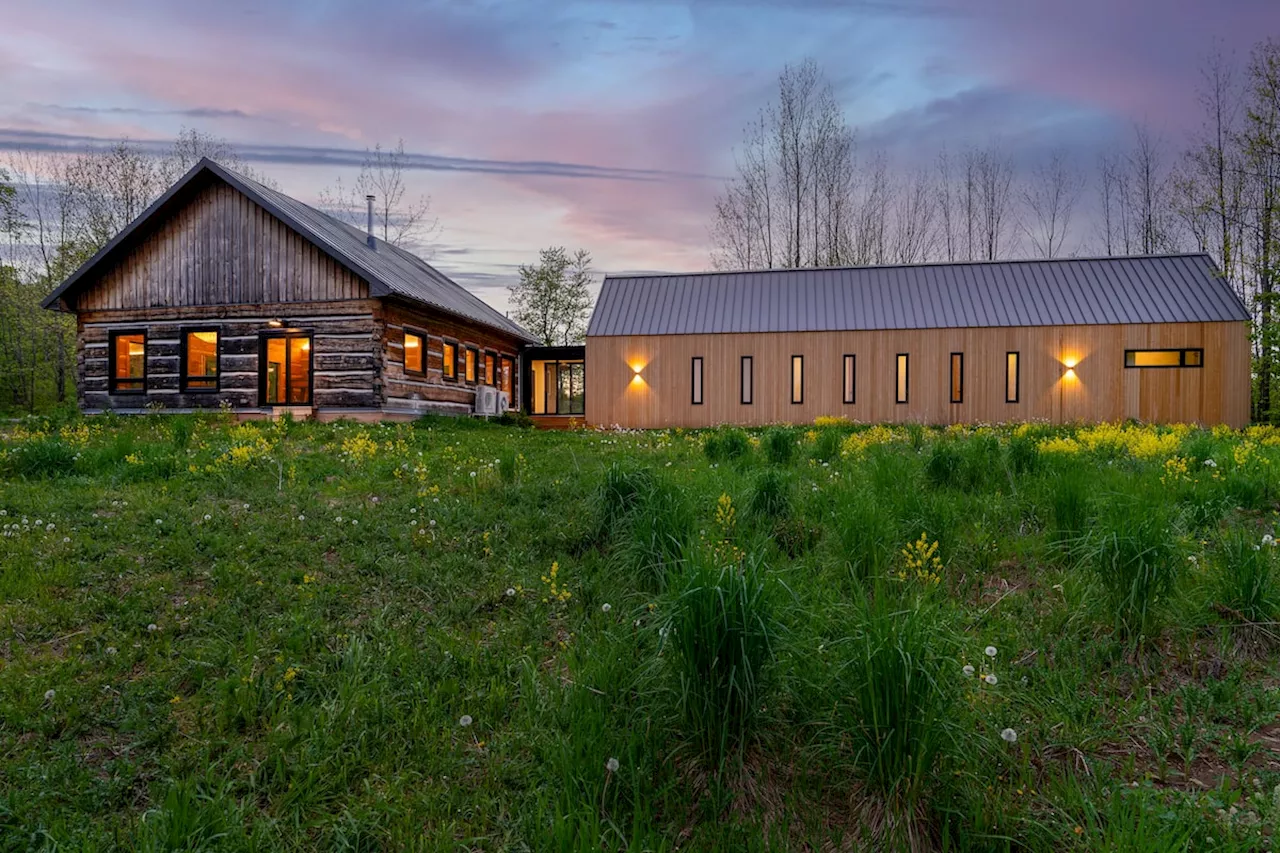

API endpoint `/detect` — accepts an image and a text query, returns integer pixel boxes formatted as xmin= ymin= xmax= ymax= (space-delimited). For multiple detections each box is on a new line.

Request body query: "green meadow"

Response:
xmin=1 ymin=413 xmax=1279 ymax=851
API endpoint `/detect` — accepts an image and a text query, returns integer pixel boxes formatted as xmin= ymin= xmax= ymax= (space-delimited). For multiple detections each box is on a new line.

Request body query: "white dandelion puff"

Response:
xmin=1000 ymin=728 xmax=1018 ymax=743
xmin=105 ymin=647 xmax=117 ymax=656
xmin=147 ymin=623 xmax=158 ymax=632
xmin=984 ymin=673 xmax=998 ymax=686
xmin=459 ymin=715 xmax=473 ymax=727
xmin=962 ymin=664 xmax=975 ymax=677
xmin=44 ymin=689 xmax=55 ymax=701
xmin=602 ymin=603 xmax=612 ymax=613
xmin=606 ymin=757 xmax=620 ymax=773
xmin=984 ymin=646 xmax=998 ymax=658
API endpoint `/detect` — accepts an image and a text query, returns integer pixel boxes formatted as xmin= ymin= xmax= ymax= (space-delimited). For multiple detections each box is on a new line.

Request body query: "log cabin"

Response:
xmin=42 ymin=158 xmax=536 ymax=420
xmin=585 ymin=255 xmax=1252 ymax=429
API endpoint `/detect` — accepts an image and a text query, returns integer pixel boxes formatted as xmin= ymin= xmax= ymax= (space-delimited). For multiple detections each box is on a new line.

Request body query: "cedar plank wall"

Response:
xmin=380 ymin=301 xmax=523 ymax=413
xmin=69 ymin=179 xmax=379 ymax=412
xmin=585 ymin=322 xmax=1251 ymax=429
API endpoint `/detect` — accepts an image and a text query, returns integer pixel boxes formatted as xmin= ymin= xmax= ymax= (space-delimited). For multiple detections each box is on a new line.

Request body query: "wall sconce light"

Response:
xmin=1063 ymin=356 xmax=1077 ymax=379
xmin=267 ymin=318 xmax=284 ymax=328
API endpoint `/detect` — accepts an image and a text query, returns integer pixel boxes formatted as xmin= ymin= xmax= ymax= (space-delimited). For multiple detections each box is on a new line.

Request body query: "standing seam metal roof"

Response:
xmin=586 ymin=254 xmax=1249 ymax=337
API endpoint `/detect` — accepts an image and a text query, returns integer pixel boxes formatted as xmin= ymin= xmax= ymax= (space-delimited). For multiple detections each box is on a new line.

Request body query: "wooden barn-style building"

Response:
xmin=585 ymin=255 xmax=1252 ymax=429
xmin=42 ymin=159 xmax=535 ymax=420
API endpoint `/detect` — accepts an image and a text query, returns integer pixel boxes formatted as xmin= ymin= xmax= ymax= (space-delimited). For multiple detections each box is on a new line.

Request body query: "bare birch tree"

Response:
xmin=319 ymin=139 xmax=441 ymax=252
xmin=1020 ymin=149 xmax=1084 ymax=258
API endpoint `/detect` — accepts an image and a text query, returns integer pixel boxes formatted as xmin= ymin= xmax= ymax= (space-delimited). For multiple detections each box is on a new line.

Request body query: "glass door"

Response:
xmin=260 ymin=333 xmax=312 ymax=405
xmin=557 ymin=362 xmax=585 ymax=415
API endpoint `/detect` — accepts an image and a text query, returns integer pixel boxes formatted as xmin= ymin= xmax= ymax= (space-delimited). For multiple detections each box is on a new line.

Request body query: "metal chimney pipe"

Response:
xmin=365 ymin=194 xmax=376 ymax=249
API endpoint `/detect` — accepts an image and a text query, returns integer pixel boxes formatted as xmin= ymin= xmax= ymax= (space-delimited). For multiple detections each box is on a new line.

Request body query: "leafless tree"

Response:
xmin=971 ymin=144 xmax=1018 ymax=260
xmin=936 ymin=147 xmax=960 ymax=261
xmin=891 ymin=168 xmax=938 ymax=264
xmin=1021 ymin=148 xmax=1085 ymax=258
xmin=1126 ymin=124 xmax=1180 ymax=254
xmin=319 ymin=139 xmax=441 ymax=252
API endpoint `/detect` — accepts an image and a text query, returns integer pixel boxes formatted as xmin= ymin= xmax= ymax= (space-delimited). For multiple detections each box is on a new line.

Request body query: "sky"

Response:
xmin=1 ymin=0 xmax=1276 ymax=314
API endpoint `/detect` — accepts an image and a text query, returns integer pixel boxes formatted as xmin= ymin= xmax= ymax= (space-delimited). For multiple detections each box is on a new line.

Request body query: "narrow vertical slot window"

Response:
xmin=1006 ymin=352 xmax=1020 ymax=403
xmin=842 ymin=354 xmax=856 ymax=404
xmin=691 ymin=356 xmax=704 ymax=405
xmin=740 ymin=356 xmax=753 ymax=405
xmin=950 ymin=352 xmax=964 ymax=404
xmin=896 ymin=354 xmax=909 ymax=404
xmin=791 ymin=355 xmax=804 ymax=404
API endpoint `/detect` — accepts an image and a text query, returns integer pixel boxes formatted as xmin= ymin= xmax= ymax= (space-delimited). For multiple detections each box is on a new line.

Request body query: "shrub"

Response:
xmin=703 ymin=428 xmax=751 ymax=463
xmin=748 ymin=468 xmax=791 ymax=520
xmin=831 ymin=589 xmax=957 ymax=802
xmin=1213 ymin=531 xmax=1280 ymax=626
xmin=663 ymin=548 xmax=777 ymax=765
xmin=1088 ymin=500 xmax=1179 ymax=641
xmin=762 ymin=428 xmax=796 ymax=465
xmin=619 ymin=480 xmax=694 ymax=588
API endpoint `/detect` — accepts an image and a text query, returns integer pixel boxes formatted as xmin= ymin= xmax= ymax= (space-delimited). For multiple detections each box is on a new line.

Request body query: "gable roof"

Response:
xmin=43 ymin=158 xmax=536 ymax=343
xmin=587 ymin=254 xmax=1250 ymax=337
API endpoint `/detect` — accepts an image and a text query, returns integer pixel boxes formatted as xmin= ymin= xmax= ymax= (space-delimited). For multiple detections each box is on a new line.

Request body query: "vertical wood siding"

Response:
xmin=75 ymin=182 xmax=368 ymax=311
xmin=585 ymin=322 xmax=1251 ymax=429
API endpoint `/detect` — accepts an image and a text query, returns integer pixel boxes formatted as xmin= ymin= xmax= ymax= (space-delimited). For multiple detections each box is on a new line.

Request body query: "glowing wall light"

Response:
xmin=628 ymin=358 xmax=648 ymax=388
xmin=1062 ymin=355 xmax=1078 ymax=380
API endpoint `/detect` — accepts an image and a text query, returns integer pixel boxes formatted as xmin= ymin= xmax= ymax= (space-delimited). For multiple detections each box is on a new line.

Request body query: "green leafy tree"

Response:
xmin=508 ymin=247 xmax=595 ymax=346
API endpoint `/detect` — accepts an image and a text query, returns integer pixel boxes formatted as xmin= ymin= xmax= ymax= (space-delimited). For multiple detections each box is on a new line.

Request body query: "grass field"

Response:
xmin=2 ymin=412 xmax=1279 ymax=851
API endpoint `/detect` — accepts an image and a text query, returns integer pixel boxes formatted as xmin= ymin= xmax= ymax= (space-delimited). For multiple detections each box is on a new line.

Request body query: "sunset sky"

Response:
xmin=1 ymin=0 xmax=1275 ymax=312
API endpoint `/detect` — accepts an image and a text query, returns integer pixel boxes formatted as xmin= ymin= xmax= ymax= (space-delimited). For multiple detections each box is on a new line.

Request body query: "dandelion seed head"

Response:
xmin=962 ymin=664 xmax=975 ymax=677
xmin=506 ymin=588 xmax=516 ymax=597
xmin=984 ymin=673 xmax=998 ymax=686
xmin=459 ymin=715 xmax=473 ymax=727
xmin=44 ymin=689 xmax=55 ymax=701
xmin=1001 ymin=728 xmax=1018 ymax=743
xmin=602 ymin=603 xmax=612 ymax=613
xmin=984 ymin=646 xmax=998 ymax=658
xmin=147 ymin=623 xmax=158 ymax=632
xmin=606 ymin=757 xmax=620 ymax=773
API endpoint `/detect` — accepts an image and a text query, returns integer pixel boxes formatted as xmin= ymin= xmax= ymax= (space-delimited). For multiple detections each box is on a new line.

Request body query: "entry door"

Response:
xmin=557 ymin=362 xmax=585 ymax=415
xmin=260 ymin=334 xmax=313 ymax=405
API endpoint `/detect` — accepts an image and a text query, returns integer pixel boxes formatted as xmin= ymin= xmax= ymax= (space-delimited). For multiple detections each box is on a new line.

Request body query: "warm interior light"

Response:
xmin=406 ymin=337 xmax=419 ymax=347
xmin=301 ymin=341 xmax=311 ymax=352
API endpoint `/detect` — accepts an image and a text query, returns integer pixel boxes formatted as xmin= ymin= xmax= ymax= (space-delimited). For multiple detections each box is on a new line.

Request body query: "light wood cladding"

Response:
xmin=586 ymin=322 xmax=1250 ymax=429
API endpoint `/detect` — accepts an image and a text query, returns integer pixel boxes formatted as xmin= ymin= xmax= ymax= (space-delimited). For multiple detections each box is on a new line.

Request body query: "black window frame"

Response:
xmin=896 ymin=353 xmax=909 ymax=404
xmin=179 ymin=326 xmax=220 ymax=393
xmin=464 ymin=346 xmax=479 ymax=385
xmin=1006 ymin=351 xmax=1020 ymax=403
xmin=257 ymin=331 xmax=313 ymax=406
xmin=1124 ymin=348 xmax=1204 ymax=369
xmin=691 ymin=356 xmax=704 ymax=405
xmin=442 ymin=339 xmax=458 ymax=382
xmin=403 ymin=327 xmax=427 ymax=376
xmin=109 ymin=329 xmax=148 ymax=395
xmin=791 ymin=354 xmax=804 ymax=405
xmin=842 ymin=354 xmax=856 ymax=405
xmin=740 ymin=356 xmax=753 ymax=405
xmin=498 ymin=355 xmax=515 ymax=396
xmin=950 ymin=352 xmax=964 ymax=404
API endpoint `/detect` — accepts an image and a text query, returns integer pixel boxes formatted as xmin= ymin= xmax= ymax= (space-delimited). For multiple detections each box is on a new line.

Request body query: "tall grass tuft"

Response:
xmin=924 ymin=441 xmax=963 ymax=489
xmin=762 ymin=428 xmax=796 ymax=465
xmin=812 ymin=428 xmax=843 ymax=463
xmin=703 ymin=428 xmax=751 ymax=464
xmin=1088 ymin=500 xmax=1179 ymax=642
xmin=1006 ymin=433 xmax=1040 ymax=475
xmin=830 ymin=487 xmax=897 ymax=586
xmin=169 ymin=416 xmax=195 ymax=451
xmin=596 ymin=462 xmax=655 ymax=538
xmin=1048 ymin=468 xmax=1091 ymax=558
xmin=619 ymin=480 xmax=694 ymax=588
xmin=748 ymin=468 xmax=791 ymax=521
xmin=1213 ymin=531 xmax=1280 ymax=627
xmin=664 ymin=548 xmax=778 ymax=766
xmin=831 ymin=588 xmax=957 ymax=803
xmin=497 ymin=447 xmax=519 ymax=484
xmin=4 ymin=438 xmax=79 ymax=479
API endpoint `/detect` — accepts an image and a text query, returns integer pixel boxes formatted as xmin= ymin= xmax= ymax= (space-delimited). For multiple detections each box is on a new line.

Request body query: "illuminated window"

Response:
xmin=896 ymin=354 xmax=909 ymax=404
xmin=180 ymin=328 xmax=218 ymax=391
xmin=484 ymin=352 xmax=496 ymax=385
xmin=442 ymin=341 xmax=456 ymax=380
xmin=1006 ymin=352 xmax=1020 ymax=403
xmin=950 ymin=353 xmax=964 ymax=404
xmin=260 ymin=333 xmax=311 ymax=405
xmin=842 ymin=354 xmax=856 ymax=404
xmin=1125 ymin=349 xmax=1203 ymax=368
xmin=497 ymin=356 xmax=514 ymax=397
xmin=110 ymin=331 xmax=146 ymax=393
xmin=791 ymin=355 xmax=804 ymax=404
xmin=740 ymin=356 xmax=753 ymax=405
xmin=691 ymin=357 xmax=703 ymax=405
xmin=465 ymin=348 xmax=478 ymax=383
xmin=404 ymin=330 xmax=424 ymax=374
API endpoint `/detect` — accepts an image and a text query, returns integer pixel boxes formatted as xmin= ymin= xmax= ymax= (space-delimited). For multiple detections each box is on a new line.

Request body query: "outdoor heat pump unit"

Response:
xmin=474 ymin=385 xmax=500 ymax=416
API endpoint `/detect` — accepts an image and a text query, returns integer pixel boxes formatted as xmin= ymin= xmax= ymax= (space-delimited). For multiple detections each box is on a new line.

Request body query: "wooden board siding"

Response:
xmin=78 ymin=301 xmax=381 ymax=412
xmin=74 ymin=181 xmax=368 ymax=312
xmin=585 ymin=322 xmax=1251 ymax=429
xmin=379 ymin=301 xmax=523 ymax=414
